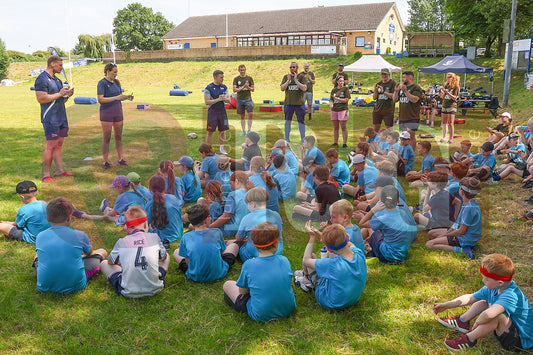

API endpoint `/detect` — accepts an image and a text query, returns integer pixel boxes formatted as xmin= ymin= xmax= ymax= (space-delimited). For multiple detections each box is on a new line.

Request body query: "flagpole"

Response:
xmin=65 ymin=0 xmax=73 ymax=86
xmin=111 ymin=33 xmax=116 ymax=63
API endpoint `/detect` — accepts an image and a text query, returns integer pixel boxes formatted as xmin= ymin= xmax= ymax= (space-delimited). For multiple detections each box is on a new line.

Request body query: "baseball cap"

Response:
xmin=15 ymin=180 xmax=37 ymax=194
xmin=399 ymin=131 xmax=411 ymax=139
xmin=369 ymin=176 xmax=395 ymax=189
xmin=481 ymin=141 xmax=494 ymax=151
xmin=273 ymin=139 xmax=288 ymax=148
xmin=381 ymin=68 xmax=391 ymax=75
xmin=302 ymin=156 xmax=315 ymax=167
xmin=352 ymin=154 xmax=365 ymax=164
xmin=270 ymin=148 xmax=283 ymax=158
xmin=500 ymin=112 xmax=511 ymax=119
xmin=126 ymin=172 xmax=141 ymax=183
xmin=108 ymin=175 xmax=130 ymax=188
xmin=175 ymin=155 xmax=194 ymax=168
xmin=338 ymin=63 xmax=344 ymax=67
xmin=247 ymin=131 xmax=260 ymax=144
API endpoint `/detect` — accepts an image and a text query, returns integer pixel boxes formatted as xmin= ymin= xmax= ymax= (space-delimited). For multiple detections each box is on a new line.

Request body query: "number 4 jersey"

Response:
xmin=109 ymin=231 xmax=167 ymax=298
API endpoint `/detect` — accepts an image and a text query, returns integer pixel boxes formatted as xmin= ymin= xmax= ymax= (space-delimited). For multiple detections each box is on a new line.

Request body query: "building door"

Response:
xmin=339 ymin=36 xmax=347 ymax=56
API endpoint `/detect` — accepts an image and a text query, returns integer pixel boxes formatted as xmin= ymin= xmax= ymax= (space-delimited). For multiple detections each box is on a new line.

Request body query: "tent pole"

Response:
xmin=417 ymin=70 xmax=419 ymax=84
xmin=464 ymin=73 xmax=467 ymax=90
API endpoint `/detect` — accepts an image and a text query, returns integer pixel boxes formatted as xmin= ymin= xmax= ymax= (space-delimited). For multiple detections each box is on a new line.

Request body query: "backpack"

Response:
xmin=488 ymin=95 xmax=500 ymax=110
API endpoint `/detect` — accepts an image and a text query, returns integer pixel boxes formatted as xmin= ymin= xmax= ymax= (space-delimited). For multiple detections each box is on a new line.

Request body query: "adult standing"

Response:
xmin=329 ymin=77 xmax=351 ymax=148
xmin=332 ymin=63 xmax=348 ymax=86
xmin=393 ymin=71 xmax=423 ymax=151
xmin=280 ymin=62 xmax=307 ymax=143
xmin=440 ymin=73 xmax=460 ymax=144
xmin=205 ymin=70 xmax=231 ymax=154
xmin=97 ymin=63 xmax=133 ymax=169
xmin=301 ymin=63 xmax=316 ymax=122
xmin=35 ymin=55 xmax=75 ymax=182
xmin=372 ymin=68 xmax=397 ymax=132
xmin=233 ymin=64 xmax=255 ymax=136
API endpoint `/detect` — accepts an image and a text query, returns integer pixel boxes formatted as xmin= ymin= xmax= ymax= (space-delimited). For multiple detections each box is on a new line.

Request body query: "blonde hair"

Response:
xmin=329 ymin=199 xmax=353 ymax=217
xmin=446 ymin=72 xmax=460 ymax=89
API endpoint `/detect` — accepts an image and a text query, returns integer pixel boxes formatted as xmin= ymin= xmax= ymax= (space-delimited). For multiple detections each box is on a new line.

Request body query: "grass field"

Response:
xmin=0 ymin=56 xmax=532 ymax=354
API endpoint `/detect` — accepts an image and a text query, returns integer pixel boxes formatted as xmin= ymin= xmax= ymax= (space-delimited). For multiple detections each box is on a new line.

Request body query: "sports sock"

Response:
xmin=453 ymin=246 xmax=461 ymax=253
xmin=459 ymin=316 xmax=466 ymax=323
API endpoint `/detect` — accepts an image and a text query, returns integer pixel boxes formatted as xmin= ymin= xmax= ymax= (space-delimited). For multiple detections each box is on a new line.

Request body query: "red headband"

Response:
xmin=252 ymin=237 xmax=279 ymax=248
xmin=125 ymin=217 xmax=147 ymax=228
xmin=480 ymin=265 xmax=513 ymax=282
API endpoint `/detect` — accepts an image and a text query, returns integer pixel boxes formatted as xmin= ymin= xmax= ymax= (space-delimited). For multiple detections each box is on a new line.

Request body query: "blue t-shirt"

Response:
xmin=345 ymin=225 xmax=364 ymax=253
xmin=392 ymin=177 xmax=406 ymax=202
xmin=249 ymin=173 xmax=279 ymax=212
xmin=178 ymin=229 xmax=229 ymax=282
xmin=304 ymin=171 xmax=318 ymax=196
xmin=331 ymin=160 xmax=351 ymax=186
xmin=306 ymin=146 xmax=326 ymax=165
xmin=473 ymin=282 xmax=533 ymax=350
xmin=214 ymin=170 xmax=233 ymax=198
xmin=35 ymin=225 xmax=91 ymax=294
xmin=508 ymin=144 xmax=526 ymax=164
xmin=15 ymin=200 xmax=50 ymax=244
xmin=236 ymin=255 xmax=296 ymax=322
xmin=204 ymin=83 xmax=228 ymax=109
xmin=314 ymin=247 xmax=367 ymax=310
xmin=398 ymin=144 xmax=415 ymax=173
xmin=97 ymin=78 xmax=122 ymax=113
xmin=222 ymin=189 xmax=249 ymax=236
xmin=114 ymin=191 xmax=148 ymax=214
xmin=453 ymin=199 xmax=482 ymax=246
xmin=34 ymin=71 xmax=67 ymax=124
xmin=446 ymin=180 xmax=462 ymax=203
xmin=164 ymin=176 xmax=184 ymax=207
xmin=427 ymin=189 xmax=455 ymax=229
xmin=284 ymin=150 xmax=300 ymax=175
xmin=274 ymin=171 xmax=297 ymax=200
xmin=237 ymin=208 xmax=283 ymax=262
xmin=472 ymin=153 xmax=497 ymax=177
xmin=369 ymin=208 xmax=417 ymax=262
xmin=181 ymin=171 xmax=202 ymax=203
xmin=367 ymin=134 xmax=380 ymax=145
xmin=422 ymin=154 xmax=436 ymax=172
xmin=200 ymin=154 xmax=221 ymax=179
xmin=145 ymin=194 xmax=183 ymax=242
xmin=209 ymin=201 xmax=224 ymax=224
xmin=136 ymin=185 xmax=152 ymax=200
xmin=519 ymin=126 xmax=533 ymax=140
xmin=357 ymin=166 xmax=379 ymax=194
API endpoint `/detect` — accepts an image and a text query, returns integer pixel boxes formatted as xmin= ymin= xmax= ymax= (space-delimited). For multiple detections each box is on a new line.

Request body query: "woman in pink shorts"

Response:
xmin=329 ymin=77 xmax=351 ymax=148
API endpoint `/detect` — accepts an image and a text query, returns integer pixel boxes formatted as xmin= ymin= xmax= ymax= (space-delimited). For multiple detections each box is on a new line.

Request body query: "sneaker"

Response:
xmin=523 ymin=198 xmax=533 ymax=206
xmin=54 ymin=171 xmax=75 ymax=177
xmin=492 ymin=174 xmax=501 ymax=181
xmin=99 ymin=198 xmax=109 ymax=212
xmin=514 ymin=211 xmax=533 ymax=221
xmin=42 ymin=176 xmax=54 ymax=183
xmin=294 ymin=274 xmax=313 ymax=292
xmin=444 ymin=334 xmax=476 ymax=351
xmin=330 ymin=143 xmax=338 ymax=147
xmin=103 ymin=162 xmax=111 ymax=169
xmin=118 ymin=159 xmax=128 ymax=166
xmin=294 ymin=270 xmax=304 ymax=277
xmin=162 ymin=239 xmax=171 ymax=251
xmin=240 ymin=131 xmax=246 ymax=136
xmin=438 ymin=315 xmax=470 ymax=333
xmin=462 ymin=246 xmax=474 ymax=260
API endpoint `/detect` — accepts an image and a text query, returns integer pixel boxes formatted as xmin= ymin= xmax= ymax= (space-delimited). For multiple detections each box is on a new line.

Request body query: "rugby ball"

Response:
xmin=187 ymin=132 xmax=198 ymax=139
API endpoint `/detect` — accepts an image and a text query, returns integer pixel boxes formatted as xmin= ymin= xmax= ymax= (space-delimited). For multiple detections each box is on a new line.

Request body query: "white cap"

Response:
xmin=352 ymin=154 xmax=365 ymax=164
xmin=500 ymin=112 xmax=511 ymax=119
xmin=399 ymin=131 xmax=411 ymax=139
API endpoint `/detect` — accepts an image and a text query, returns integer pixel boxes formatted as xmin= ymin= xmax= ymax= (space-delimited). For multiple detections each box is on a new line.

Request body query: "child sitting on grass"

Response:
xmin=342 ymin=154 xmax=379 ymax=200
xmin=326 ymin=147 xmax=351 ymax=188
xmin=405 ymin=141 xmax=435 ymax=187
xmin=213 ymin=155 xmax=233 ymax=197
xmin=397 ymin=130 xmax=415 ymax=174
xmin=98 ymin=175 xmax=150 ymax=225
xmin=1 ymin=180 xmax=50 ymax=243
xmin=272 ymin=155 xmax=297 ymax=200
xmin=35 ymin=197 xmax=107 ymax=294
xmin=175 ymin=156 xmax=202 ymax=203
xmin=465 ymin=142 xmax=497 ymax=181
xmin=100 ymin=205 xmax=170 ymax=298
xmin=294 ymin=222 xmax=367 ymax=310
xmin=451 ymin=140 xmax=473 ymax=163
xmin=322 ymin=199 xmax=364 ymax=253
xmin=223 ymin=222 xmax=296 ymax=322
xmin=433 ymin=253 xmax=532 ymax=352
xmin=157 ymin=160 xmax=184 ymax=205
xmin=174 ymin=204 xmax=239 ymax=283
xmin=195 ymin=143 xmax=220 ymax=188
xmin=425 ymin=177 xmax=482 ymax=259
xmin=295 ymin=156 xmax=318 ymax=203
xmin=300 ymin=135 xmax=325 ymax=166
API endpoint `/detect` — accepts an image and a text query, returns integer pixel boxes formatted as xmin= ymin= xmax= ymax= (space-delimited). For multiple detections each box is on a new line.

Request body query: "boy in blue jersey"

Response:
xmin=294 ymin=222 xmax=367 ymax=310
xmin=326 ymin=147 xmax=351 ymax=188
xmin=322 ymin=199 xmax=364 ymax=253
xmin=1 ymin=181 xmax=50 ymax=244
xmin=174 ymin=204 xmax=238 ymax=283
xmin=434 ymin=254 xmax=533 ymax=352
xmin=272 ymin=155 xmax=297 ymax=200
xmin=396 ymin=130 xmax=415 ymax=174
xmin=406 ymin=140 xmax=435 ymax=187
xmin=426 ymin=177 xmax=482 ymax=259
xmin=465 ymin=142 xmax=497 ymax=181
xmin=494 ymin=133 xmax=528 ymax=181
xmin=34 ymin=198 xmax=107 ymax=294
xmin=300 ymin=135 xmax=326 ymax=166
xmin=295 ymin=156 xmax=318 ymax=203
xmin=223 ymin=222 xmax=296 ymax=322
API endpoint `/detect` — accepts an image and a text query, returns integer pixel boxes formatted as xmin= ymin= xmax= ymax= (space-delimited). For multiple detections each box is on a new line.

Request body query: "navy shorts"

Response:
xmin=7 ymin=226 xmax=24 ymax=241
xmin=284 ymin=105 xmax=306 ymax=124
xmin=447 ymin=235 xmax=461 ymax=247
xmin=108 ymin=266 xmax=167 ymax=296
xmin=207 ymin=107 xmax=229 ymax=132
xmin=368 ymin=230 xmax=387 ymax=262
xmin=43 ymin=121 xmax=69 ymax=140
xmin=224 ymin=292 xmax=250 ymax=314
xmin=495 ymin=321 xmax=523 ymax=351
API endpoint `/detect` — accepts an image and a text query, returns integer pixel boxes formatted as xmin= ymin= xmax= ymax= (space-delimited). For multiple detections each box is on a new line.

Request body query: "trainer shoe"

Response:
xmin=462 ymin=246 xmax=474 ymax=260
xmin=437 ymin=315 xmax=470 ymax=333
xmin=444 ymin=334 xmax=476 ymax=351
xmin=330 ymin=143 xmax=338 ymax=147
xmin=514 ymin=211 xmax=533 ymax=221
xmin=99 ymin=198 xmax=109 ymax=212
xmin=294 ymin=274 xmax=313 ymax=292
xmin=220 ymin=147 xmax=228 ymax=155
xmin=103 ymin=162 xmax=111 ymax=169
xmin=342 ymin=144 xmax=348 ymax=149
xmin=118 ymin=159 xmax=128 ymax=166
xmin=293 ymin=270 xmax=304 ymax=277
xmin=240 ymin=131 xmax=246 ymax=136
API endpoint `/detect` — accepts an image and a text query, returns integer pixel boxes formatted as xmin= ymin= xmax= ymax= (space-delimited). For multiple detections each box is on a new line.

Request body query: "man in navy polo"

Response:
xmin=35 ymin=55 xmax=75 ymax=183
xmin=204 ymin=70 xmax=231 ymax=154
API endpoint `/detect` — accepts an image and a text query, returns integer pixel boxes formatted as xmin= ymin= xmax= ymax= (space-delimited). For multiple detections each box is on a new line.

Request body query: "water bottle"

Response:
xmin=320 ymin=247 xmax=327 ymax=259
xmin=63 ymin=82 xmax=69 ymax=98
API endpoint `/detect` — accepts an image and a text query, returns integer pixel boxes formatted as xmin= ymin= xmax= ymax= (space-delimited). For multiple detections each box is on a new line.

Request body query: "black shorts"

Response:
xmin=495 ymin=321 xmax=523 ymax=351
xmin=372 ymin=112 xmax=394 ymax=127
xmin=447 ymin=235 xmax=461 ymax=247
xmin=221 ymin=252 xmax=236 ymax=267
xmin=399 ymin=119 xmax=420 ymax=132
xmin=224 ymin=292 xmax=250 ymax=314
xmin=7 ymin=226 xmax=24 ymax=241
xmin=207 ymin=107 xmax=229 ymax=132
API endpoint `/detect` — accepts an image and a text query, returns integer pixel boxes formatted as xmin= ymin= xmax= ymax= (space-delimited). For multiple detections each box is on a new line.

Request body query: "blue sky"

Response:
xmin=1 ymin=0 xmax=409 ymax=53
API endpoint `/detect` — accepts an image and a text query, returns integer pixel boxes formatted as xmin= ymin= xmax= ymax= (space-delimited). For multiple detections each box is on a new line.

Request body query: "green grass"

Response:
xmin=0 ymin=57 xmax=532 ymax=354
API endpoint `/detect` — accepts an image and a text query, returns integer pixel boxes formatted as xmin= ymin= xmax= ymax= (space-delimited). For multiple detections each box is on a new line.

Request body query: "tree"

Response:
xmin=407 ymin=0 xmax=451 ymax=31
xmin=113 ymin=3 xmax=174 ymax=51
xmin=73 ymin=34 xmax=111 ymax=58
xmin=0 ymin=38 xmax=10 ymax=80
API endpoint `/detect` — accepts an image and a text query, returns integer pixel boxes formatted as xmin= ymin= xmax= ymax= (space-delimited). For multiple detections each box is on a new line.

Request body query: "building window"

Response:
xmin=355 ymin=37 xmax=365 ymax=47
